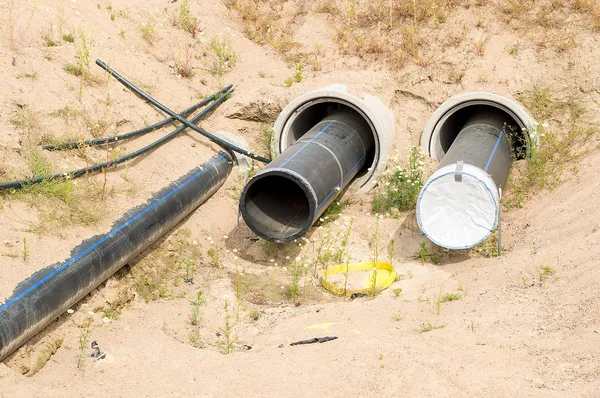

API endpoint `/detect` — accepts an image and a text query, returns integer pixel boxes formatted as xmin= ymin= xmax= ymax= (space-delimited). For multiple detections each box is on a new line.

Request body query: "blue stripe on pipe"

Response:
xmin=0 ymin=153 xmax=229 ymax=313
xmin=316 ymin=153 xmax=366 ymax=211
xmin=279 ymin=121 xmax=334 ymax=168
xmin=484 ymin=130 xmax=504 ymax=172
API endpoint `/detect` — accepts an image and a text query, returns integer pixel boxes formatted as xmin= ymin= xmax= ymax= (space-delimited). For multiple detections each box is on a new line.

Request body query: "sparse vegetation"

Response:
xmin=176 ymin=0 xmax=201 ymax=37
xmin=416 ymin=241 xmax=442 ymax=265
xmin=470 ymin=232 xmax=502 ymax=258
xmin=249 ymin=309 xmax=261 ymax=321
xmin=442 ymin=293 xmax=462 ymax=302
xmin=211 ymin=35 xmax=236 ymax=76
xmin=418 ymin=322 xmax=445 ymax=333
xmin=189 ymin=291 xmax=205 ymax=326
xmin=140 ymin=19 xmax=156 ymax=45
xmin=62 ymin=32 xmax=75 ymax=43
xmin=217 ymin=296 xmax=238 ymax=355
xmin=504 ymin=87 xmax=598 ymax=209
xmin=372 ymin=146 xmax=426 ymax=214
xmin=174 ymin=45 xmax=195 ymax=78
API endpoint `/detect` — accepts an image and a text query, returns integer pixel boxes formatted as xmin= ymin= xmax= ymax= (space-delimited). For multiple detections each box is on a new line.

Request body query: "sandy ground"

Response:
xmin=1 ymin=0 xmax=600 ymax=396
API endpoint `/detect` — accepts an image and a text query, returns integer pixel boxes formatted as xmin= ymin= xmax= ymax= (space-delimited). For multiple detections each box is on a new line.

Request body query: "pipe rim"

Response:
xmin=420 ymin=92 xmax=539 ymax=161
xmin=273 ymin=91 xmax=386 ymax=192
xmin=239 ymin=168 xmax=318 ymax=243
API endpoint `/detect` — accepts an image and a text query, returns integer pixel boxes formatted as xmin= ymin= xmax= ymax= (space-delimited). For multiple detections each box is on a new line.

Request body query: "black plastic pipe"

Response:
xmin=0 ymin=87 xmax=233 ymax=190
xmin=438 ymin=108 xmax=512 ymax=191
xmin=95 ymin=59 xmax=271 ymax=164
xmin=0 ymin=152 xmax=233 ymax=362
xmin=43 ymin=85 xmax=232 ymax=151
xmin=240 ymin=111 xmax=374 ymax=243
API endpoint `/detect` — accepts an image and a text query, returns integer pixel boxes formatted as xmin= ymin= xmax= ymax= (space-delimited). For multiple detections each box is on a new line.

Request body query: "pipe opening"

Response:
xmin=284 ymin=100 xmax=377 ymax=178
xmin=435 ymin=104 xmax=527 ymax=161
xmin=242 ymin=173 xmax=313 ymax=241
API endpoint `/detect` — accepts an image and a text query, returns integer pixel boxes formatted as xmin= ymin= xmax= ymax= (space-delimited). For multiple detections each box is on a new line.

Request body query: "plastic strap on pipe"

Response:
xmin=454 ymin=161 xmax=464 ymax=183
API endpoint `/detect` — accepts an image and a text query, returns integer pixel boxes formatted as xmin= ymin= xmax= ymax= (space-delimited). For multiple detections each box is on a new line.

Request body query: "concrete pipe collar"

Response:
xmin=419 ymin=92 xmax=539 ymax=161
xmin=271 ymin=84 xmax=396 ymax=194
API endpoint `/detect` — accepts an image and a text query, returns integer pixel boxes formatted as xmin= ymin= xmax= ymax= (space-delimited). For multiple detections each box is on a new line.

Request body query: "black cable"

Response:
xmin=95 ymin=59 xmax=271 ymax=164
xmin=43 ymin=85 xmax=233 ymax=151
xmin=0 ymin=87 xmax=234 ymax=190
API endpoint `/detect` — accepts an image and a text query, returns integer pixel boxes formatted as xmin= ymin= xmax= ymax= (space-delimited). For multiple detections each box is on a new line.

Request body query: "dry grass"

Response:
xmin=224 ymin=0 xmax=301 ymax=55
xmin=503 ymin=87 xmax=599 ymax=208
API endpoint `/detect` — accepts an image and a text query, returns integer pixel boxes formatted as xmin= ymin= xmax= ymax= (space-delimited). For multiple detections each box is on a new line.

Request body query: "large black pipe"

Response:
xmin=438 ymin=108 xmax=512 ymax=191
xmin=0 ymin=152 xmax=232 ymax=362
xmin=240 ymin=111 xmax=374 ymax=243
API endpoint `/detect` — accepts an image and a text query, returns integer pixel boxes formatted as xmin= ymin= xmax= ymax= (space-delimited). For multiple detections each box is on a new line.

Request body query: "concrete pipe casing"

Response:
xmin=417 ymin=92 xmax=538 ymax=249
xmin=271 ymin=84 xmax=395 ymax=193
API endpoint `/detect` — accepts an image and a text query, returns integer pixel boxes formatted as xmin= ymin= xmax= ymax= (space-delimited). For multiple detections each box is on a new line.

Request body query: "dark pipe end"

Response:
xmin=436 ymin=104 xmax=527 ymax=160
xmin=240 ymin=169 xmax=317 ymax=243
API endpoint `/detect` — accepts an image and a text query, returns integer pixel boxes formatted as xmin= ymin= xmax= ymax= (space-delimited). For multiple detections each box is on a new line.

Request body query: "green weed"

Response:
xmin=217 ymin=296 xmax=238 ymax=355
xmin=189 ymin=290 xmax=205 ymax=326
xmin=417 ymin=322 xmax=445 ymax=333
xmin=372 ymin=146 xmax=426 ymax=213
xmin=211 ymin=35 xmax=236 ymax=76
xmin=442 ymin=293 xmax=461 ymax=302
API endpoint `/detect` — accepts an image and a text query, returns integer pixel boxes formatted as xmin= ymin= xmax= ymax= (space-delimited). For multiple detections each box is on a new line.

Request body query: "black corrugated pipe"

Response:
xmin=0 ymin=151 xmax=232 ymax=362
xmin=239 ymin=111 xmax=374 ymax=243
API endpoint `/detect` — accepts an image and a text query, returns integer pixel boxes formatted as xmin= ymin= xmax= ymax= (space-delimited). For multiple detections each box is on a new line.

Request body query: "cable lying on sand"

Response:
xmin=0 ymin=86 xmax=234 ymax=190
xmin=95 ymin=59 xmax=272 ymax=164
xmin=42 ymin=85 xmax=233 ymax=151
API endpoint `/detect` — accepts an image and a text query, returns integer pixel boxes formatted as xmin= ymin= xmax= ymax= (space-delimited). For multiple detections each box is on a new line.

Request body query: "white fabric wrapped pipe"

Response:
xmin=416 ymin=162 xmax=499 ymax=249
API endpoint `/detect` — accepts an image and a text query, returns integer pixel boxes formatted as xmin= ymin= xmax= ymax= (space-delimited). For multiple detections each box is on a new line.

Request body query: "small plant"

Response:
xmin=372 ymin=146 xmax=426 ymax=213
xmin=369 ymin=216 xmax=381 ymax=297
xmin=62 ymin=32 xmax=75 ymax=43
xmin=22 ymin=237 xmax=29 ymax=262
xmin=392 ymin=287 xmax=403 ymax=297
xmin=284 ymin=77 xmax=294 ymax=87
xmin=416 ymin=241 xmax=441 ymax=264
xmin=287 ymin=260 xmax=302 ymax=301
xmin=179 ymin=258 xmax=195 ymax=283
xmin=470 ymin=232 xmax=502 ymax=258
xmin=391 ymin=311 xmax=403 ymax=321
xmin=189 ymin=290 xmax=205 ymax=326
xmin=418 ymin=322 xmax=445 ymax=333
xmin=211 ymin=35 xmax=236 ymax=76
xmin=42 ymin=26 xmax=58 ymax=47
xmin=249 ymin=309 xmax=261 ymax=321
xmin=435 ymin=285 xmax=443 ymax=315
xmin=67 ymin=308 xmax=99 ymax=369
xmin=217 ymin=296 xmax=238 ymax=355
xmin=207 ymin=247 xmax=221 ymax=268
xmin=177 ymin=0 xmax=201 ymax=37
xmin=140 ymin=19 xmax=156 ymax=45
xmin=188 ymin=330 xmax=204 ymax=348
xmin=260 ymin=125 xmax=274 ymax=153
xmin=294 ymin=64 xmax=304 ymax=82
xmin=539 ymin=265 xmax=556 ymax=284
xmin=388 ymin=239 xmax=395 ymax=266
xmin=442 ymin=293 xmax=462 ymax=302
xmin=64 ymin=28 xmax=95 ymax=82
xmin=174 ymin=45 xmax=195 ymax=78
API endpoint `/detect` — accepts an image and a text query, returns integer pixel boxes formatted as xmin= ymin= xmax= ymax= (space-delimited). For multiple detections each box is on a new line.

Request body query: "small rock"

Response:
xmin=592 ymin=225 xmax=599 ymax=233
xmin=533 ymin=378 xmax=545 ymax=388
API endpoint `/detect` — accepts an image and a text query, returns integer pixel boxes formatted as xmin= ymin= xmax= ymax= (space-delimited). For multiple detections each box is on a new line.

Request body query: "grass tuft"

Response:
xmin=372 ymin=146 xmax=426 ymax=214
